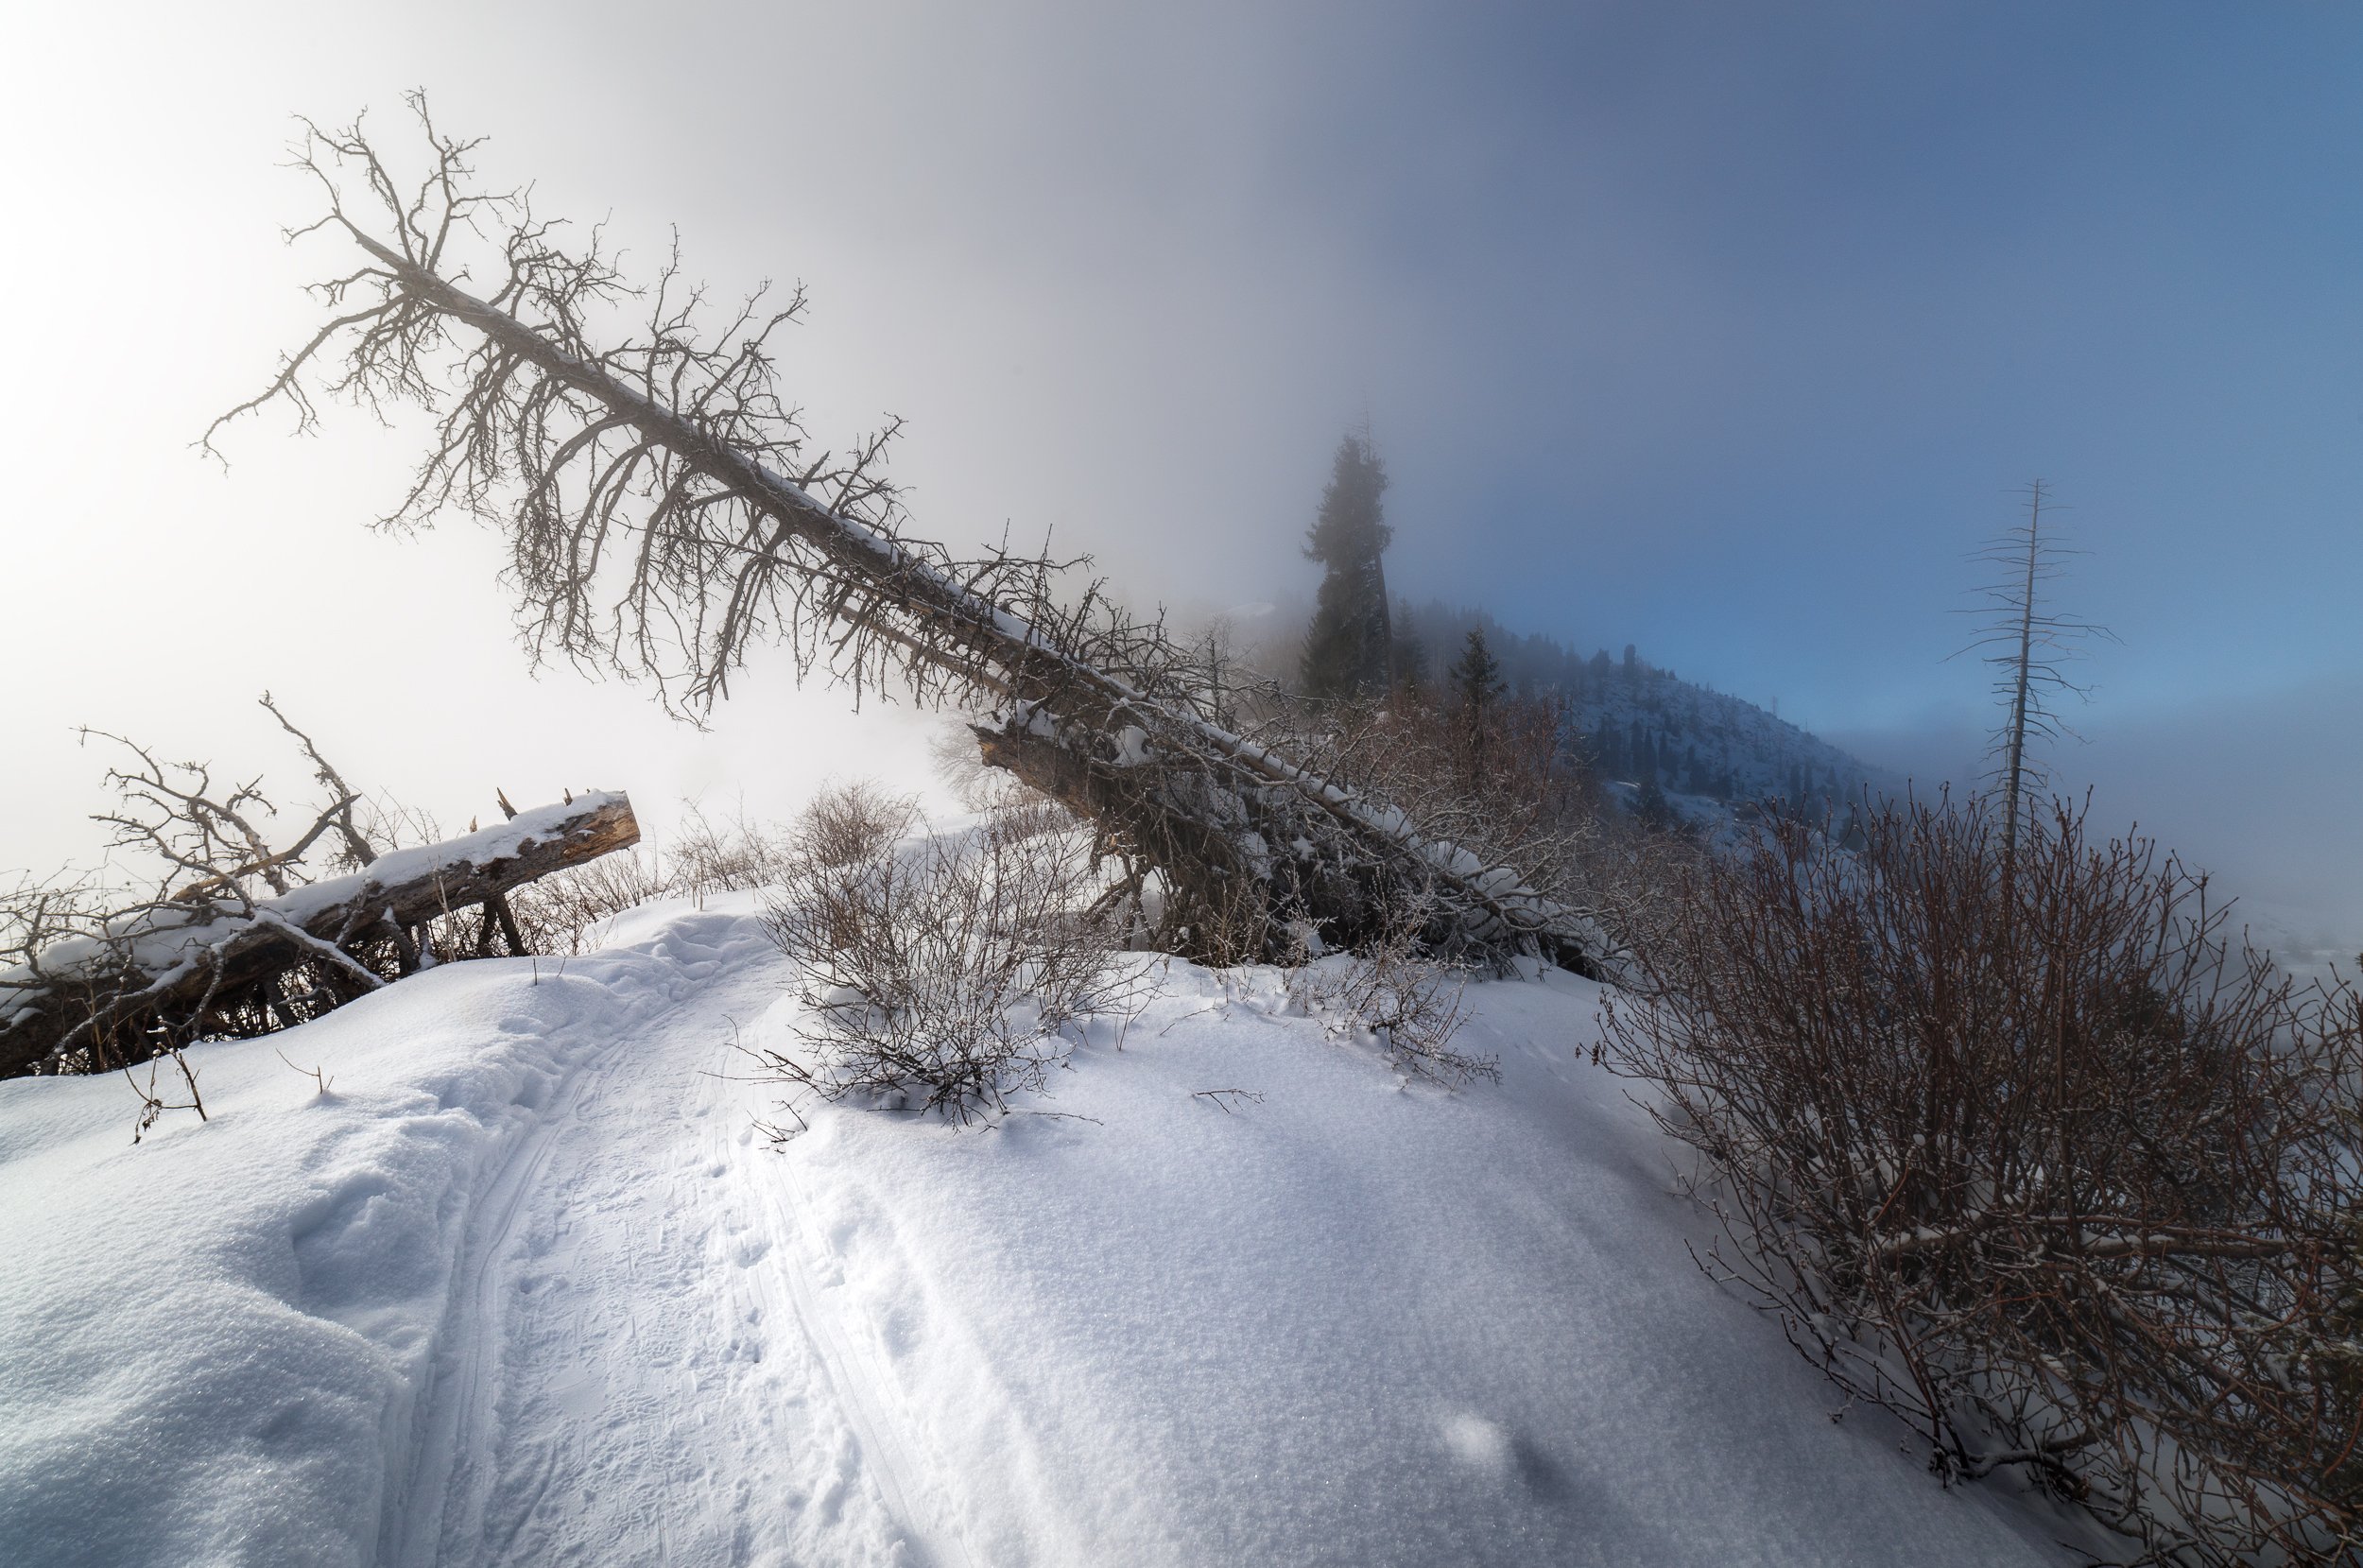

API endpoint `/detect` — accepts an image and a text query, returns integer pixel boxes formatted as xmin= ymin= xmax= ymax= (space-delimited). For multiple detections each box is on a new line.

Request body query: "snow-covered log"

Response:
xmin=0 ymin=794 xmax=638 ymax=1078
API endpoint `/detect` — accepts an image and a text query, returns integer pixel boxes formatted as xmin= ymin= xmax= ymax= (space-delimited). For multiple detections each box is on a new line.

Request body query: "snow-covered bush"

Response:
xmin=751 ymin=787 xmax=1140 ymax=1128
xmin=1570 ymin=805 xmax=1710 ymax=981
xmin=1598 ymin=793 xmax=2363 ymax=1566
xmin=1290 ymin=892 xmax=1493 ymax=1086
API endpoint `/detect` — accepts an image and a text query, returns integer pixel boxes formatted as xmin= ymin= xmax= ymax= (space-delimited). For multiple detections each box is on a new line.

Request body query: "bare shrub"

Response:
xmin=275 ymin=1048 xmax=335 ymax=1098
xmin=750 ymin=791 xmax=1140 ymax=1129
xmin=121 ymin=1047 xmax=208 ymax=1143
xmin=788 ymin=780 xmax=920 ymax=870
xmin=667 ymin=801 xmax=786 ymax=898
xmin=1254 ymin=681 xmax=1607 ymax=967
xmin=1377 ymin=682 xmax=1604 ymax=919
xmin=1578 ymin=801 xmax=1713 ymax=980
xmin=504 ymin=849 xmax=674 ymax=955
xmin=1598 ymin=793 xmax=2363 ymax=1564
xmin=1292 ymin=892 xmax=1494 ymax=1086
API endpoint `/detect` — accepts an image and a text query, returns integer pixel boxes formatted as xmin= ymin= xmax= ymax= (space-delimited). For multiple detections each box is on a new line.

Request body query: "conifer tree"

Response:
xmin=1448 ymin=628 xmax=1508 ymax=786
xmin=1449 ymin=628 xmax=1507 ymax=715
xmin=1300 ymin=434 xmax=1395 ymax=697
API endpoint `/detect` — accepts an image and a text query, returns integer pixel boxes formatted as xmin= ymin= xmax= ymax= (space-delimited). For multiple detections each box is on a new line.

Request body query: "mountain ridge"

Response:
xmin=1220 ymin=594 xmax=1890 ymax=819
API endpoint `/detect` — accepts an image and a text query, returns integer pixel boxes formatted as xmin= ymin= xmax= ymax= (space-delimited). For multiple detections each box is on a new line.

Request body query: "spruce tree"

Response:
xmin=1449 ymin=628 xmax=1508 ymax=786
xmin=1300 ymin=434 xmax=1395 ymax=697
xmin=1449 ymin=628 xmax=1507 ymax=713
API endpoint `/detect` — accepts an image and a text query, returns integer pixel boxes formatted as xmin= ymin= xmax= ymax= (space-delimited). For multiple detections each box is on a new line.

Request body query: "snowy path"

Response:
xmin=381 ymin=906 xmax=932 ymax=1568
xmin=0 ymin=897 xmax=2109 ymax=1567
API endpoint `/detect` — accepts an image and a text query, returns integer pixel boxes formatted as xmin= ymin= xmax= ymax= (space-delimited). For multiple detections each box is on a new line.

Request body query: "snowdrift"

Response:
xmin=0 ymin=897 xmax=2096 ymax=1566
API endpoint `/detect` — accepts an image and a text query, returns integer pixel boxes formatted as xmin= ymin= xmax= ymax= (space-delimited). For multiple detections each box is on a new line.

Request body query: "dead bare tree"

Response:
xmin=77 ymin=724 xmax=358 ymax=905
xmin=203 ymin=96 xmax=1604 ymax=977
xmin=1 ymin=714 xmax=390 ymax=1089
xmin=260 ymin=690 xmax=382 ymax=870
xmin=1953 ymin=481 xmax=2115 ymax=860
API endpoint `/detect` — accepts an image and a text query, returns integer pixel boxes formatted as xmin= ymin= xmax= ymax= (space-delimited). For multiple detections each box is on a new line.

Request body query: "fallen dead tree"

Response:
xmin=204 ymin=97 xmax=1605 ymax=976
xmin=1 ymin=793 xmax=638 ymax=1078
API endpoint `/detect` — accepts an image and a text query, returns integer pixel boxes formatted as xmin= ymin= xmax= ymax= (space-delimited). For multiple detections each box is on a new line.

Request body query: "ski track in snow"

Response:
xmin=723 ymin=1068 xmax=978 ymax=1568
xmin=382 ymin=907 xmax=942 ymax=1568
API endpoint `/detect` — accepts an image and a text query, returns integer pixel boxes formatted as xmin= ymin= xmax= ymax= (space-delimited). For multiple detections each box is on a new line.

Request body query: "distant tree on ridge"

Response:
xmin=1300 ymin=434 xmax=1395 ymax=698
xmin=1447 ymin=628 xmax=1508 ymax=785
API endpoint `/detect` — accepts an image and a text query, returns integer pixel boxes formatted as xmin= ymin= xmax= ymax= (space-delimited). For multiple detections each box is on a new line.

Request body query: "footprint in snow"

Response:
xmin=1440 ymin=1413 xmax=1568 ymax=1501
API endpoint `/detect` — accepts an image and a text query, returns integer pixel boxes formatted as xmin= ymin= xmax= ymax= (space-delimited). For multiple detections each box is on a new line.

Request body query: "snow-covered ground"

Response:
xmin=0 ymin=894 xmax=2101 ymax=1566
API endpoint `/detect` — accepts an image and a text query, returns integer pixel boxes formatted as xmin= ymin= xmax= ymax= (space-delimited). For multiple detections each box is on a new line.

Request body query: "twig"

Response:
xmin=274 ymin=1048 xmax=334 ymax=1096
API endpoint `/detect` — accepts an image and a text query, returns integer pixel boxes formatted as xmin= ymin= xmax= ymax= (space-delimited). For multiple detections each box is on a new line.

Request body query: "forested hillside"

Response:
xmin=1392 ymin=601 xmax=1882 ymax=809
xmin=1233 ymin=593 xmax=1885 ymax=818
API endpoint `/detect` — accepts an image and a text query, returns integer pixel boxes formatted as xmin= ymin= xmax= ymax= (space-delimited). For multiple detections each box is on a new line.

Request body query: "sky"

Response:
xmin=3 ymin=1 xmax=2358 ymax=950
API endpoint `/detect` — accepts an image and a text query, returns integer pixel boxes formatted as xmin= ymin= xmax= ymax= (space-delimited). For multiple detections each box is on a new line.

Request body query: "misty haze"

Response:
xmin=4 ymin=6 xmax=2359 ymax=1566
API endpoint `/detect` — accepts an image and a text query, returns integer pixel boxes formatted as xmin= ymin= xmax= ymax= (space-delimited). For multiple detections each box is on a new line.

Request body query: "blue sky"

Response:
xmin=1278 ymin=4 xmax=2363 ymax=725
xmin=3 ymin=0 xmax=2357 ymax=942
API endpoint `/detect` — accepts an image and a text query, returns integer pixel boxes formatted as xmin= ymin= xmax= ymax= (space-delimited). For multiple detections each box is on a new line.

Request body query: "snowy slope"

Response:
xmin=0 ymin=897 xmax=2099 ymax=1567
